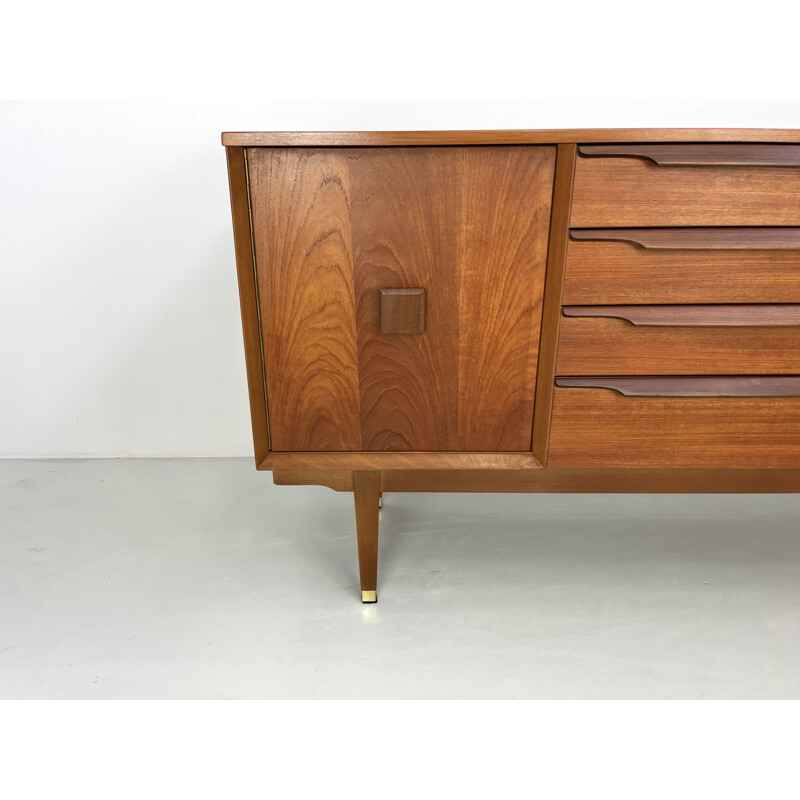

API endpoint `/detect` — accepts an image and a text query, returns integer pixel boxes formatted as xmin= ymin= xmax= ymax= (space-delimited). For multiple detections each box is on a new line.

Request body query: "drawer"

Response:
xmin=557 ymin=305 xmax=800 ymax=375
xmin=571 ymin=144 xmax=800 ymax=227
xmin=563 ymin=228 xmax=800 ymax=304
xmin=548 ymin=381 xmax=800 ymax=468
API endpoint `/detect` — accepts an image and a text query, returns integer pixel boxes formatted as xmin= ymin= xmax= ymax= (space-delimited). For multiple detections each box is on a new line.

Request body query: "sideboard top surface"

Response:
xmin=221 ymin=129 xmax=800 ymax=147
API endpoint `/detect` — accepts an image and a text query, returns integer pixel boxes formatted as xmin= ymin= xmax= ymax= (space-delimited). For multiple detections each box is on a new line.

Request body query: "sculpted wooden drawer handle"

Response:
xmin=555 ymin=376 xmax=800 ymax=397
xmin=569 ymin=228 xmax=800 ymax=250
xmin=577 ymin=144 xmax=800 ymax=166
xmin=379 ymin=288 xmax=426 ymax=334
xmin=562 ymin=304 xmax=800 ymax=327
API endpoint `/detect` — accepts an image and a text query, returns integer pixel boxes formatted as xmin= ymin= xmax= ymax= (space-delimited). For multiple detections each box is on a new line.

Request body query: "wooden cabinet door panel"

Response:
xmin=349 ymin=149 xmax=460 ymax=450
xmin=248 ymin=146 xmax=555 ymax=452
xmin=454 ymin=148 xmax=555 ymax=450
xmin=248 ymin=149 xmax=362 ymax=451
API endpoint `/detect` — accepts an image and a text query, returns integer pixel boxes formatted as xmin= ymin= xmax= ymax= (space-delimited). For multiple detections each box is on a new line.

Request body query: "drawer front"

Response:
xmin=548 ymin=385 xmax=800 ymax=468
xmin=571 ymin=144 xmax=800 ymax=227
xmin=563 ymin=229 xmax=800 ymax=304
xmin=557 ymin=306 xmax=800 ymax=375
xmin=248 ymin=146 xmax=555 ymax=452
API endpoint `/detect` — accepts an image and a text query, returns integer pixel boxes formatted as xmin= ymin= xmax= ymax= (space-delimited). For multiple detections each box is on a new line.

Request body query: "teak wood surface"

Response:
xmin=562 ymin=239 xmax=800 ymax=305
xmin=549 ymin=389 xmax=800 ymax=469
xmin=571 ymin=153 xmax=800 ymax=227
xmin=247 ymin=146 xmax=555 ymax=453
xmin=259 ymin=451 xmax=539 ymax=471
xmin=557 ymin=314 xmax=800 ymax=375
xmin=222 ymin=129 xmax=800 ymax=147
xmin=272 ymin=468 xmax=800 ymax=494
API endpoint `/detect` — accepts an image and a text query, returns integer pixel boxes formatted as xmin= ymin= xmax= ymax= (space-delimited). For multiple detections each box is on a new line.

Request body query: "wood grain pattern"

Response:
xmin=250 ymin=146 xmax=555 ymax=453
xmin=531 ymin=144 xmax=577 ymax=465
xmin=555 ymin=376 xmax=800 ymax=397
xmin=379 ymin=288 xmax=425 ymax=334
xmin=577 ymin=143 xmax=800 ymax=166
xmin=571 ymin=155 xmax=800 ymax=227
xmin=248 ymin=149 xmax=362 ymax=451
xmin=225 ymin=147 xmax=270 ymax=463
xmin=563 ymin=238 xmax=800 ymax=304
xmin=558 ymin=315 xmax=800 ymax=375
xmin=353 ymin=470 xmax=381 ymax=600
xmin=380 ymin=468 xmax=800 ymax=493
xmin=562 ymin=304 xmax=800 ymax=326
xmin=454 ymin=146 xmax=555 ymax=450
xmin=273 ymin=470 xmax=355 ymax=491
xmin=222 ymin=129 xmax=800 ymax=147
xmin=570 ymin=228 xmax=800 ymax=250
xmin=259 ymin=451 xmax=540 ymax=470
xmin=549 ymin=388 xmax=800 ymax=468
xmin=351 ymin=147 xmax=555 ymax=451
xmin=272 ymin=467 xmax=800 ymax=493
xmin=349 ymin=148 xmax=460 ymax=451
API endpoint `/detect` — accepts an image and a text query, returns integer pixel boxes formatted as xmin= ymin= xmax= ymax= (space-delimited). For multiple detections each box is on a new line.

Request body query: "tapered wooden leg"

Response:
xmin=353 ymin=470 xmax=381 ymax=603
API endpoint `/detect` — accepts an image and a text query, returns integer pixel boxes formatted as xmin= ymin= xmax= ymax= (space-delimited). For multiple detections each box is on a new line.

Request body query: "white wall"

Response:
xmin=3 ymin=97 xmax=800 ymax=456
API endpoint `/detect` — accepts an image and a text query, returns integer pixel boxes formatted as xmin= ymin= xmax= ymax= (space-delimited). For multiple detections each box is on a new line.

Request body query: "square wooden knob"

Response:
xmin=379 ymin=288 xmax=426 ymax=334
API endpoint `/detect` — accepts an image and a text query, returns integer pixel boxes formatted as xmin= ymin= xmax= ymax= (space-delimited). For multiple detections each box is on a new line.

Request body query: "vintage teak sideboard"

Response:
xmin=223 ymin=129 xmax=800 ymax=603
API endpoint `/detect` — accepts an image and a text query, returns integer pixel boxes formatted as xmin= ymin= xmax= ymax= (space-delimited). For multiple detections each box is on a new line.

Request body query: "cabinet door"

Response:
xmin=248 ymin=146 xmax=555 ymax=452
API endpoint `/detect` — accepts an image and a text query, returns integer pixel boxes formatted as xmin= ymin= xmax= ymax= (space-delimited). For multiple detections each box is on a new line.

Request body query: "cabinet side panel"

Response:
xmin=457 ymin=146 xmax=556 ymax=450
xmin=225 ymin=147 xmax=270 ymax=463
xmin=248 ymin=148 xmax=362 ymax=451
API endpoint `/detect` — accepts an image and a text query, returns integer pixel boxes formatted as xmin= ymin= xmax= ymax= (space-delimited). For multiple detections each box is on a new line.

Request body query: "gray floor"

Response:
xmin=1 ymin=458 xmax=798 ymax=699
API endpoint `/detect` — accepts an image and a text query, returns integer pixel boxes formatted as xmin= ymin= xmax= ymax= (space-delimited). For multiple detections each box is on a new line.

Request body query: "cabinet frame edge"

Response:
xmin=272 ymin=468 xmax=800 ymax=493
xmin=222 ymin=129 xmax=800 ymax=147
xmin=531 ymin=143 xmax=577 ymax=465
xmin=226 ymin=146 xmax=271 ymax=464
xmin=258 ymin=452 xmax=542 ymax=471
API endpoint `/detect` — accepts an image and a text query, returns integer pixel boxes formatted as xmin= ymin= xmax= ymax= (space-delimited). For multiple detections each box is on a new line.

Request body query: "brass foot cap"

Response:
xmin=378 ymin=496 xmax=383 ymax=509
xmin=362 ymin=590 xmax=377 ymax=603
